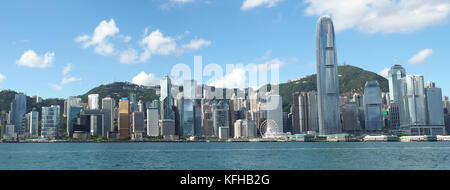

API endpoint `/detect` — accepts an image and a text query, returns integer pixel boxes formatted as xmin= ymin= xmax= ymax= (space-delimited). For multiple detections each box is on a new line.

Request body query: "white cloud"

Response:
xmin=378 ymin=67 xmax=390 ymax=78
xmin=160 ymin=0 xmax=195 ymax=10
xmin=209 ymin=68 xmax=248 ymax=89
xmin=408 ymin=49 xmax=433 ymax=64
xmin=255 ymin=50 xmax=272 ymax=61
xmin=135 ymin=29 xmax=211 ymax=63
xmin=304 ymin=0 xmax=450 ymax=33
xmin=61 ymin=76 xmax=82 ymax=85
xmin=0 ymin=73 xmax=6 ymax=83
xmin=16 ymin=50 xmax=55 ymax=68
xmin=94 ymin=42 xmax=115 ymax=56
xmin=208 ymin=58 xmax=286 ymax=89
xmin=75 ymin=35 xmax=90 ymax=44
xmin=182 ymin=38 xmax=212 ymax=51
xmin=90 ymin=19 xmax=120 ymax=45
xmin=132 ymin=72 xmax=160 ymax=86
xmin=241 ymin=0 xmax=283 ymax=11
xmin=142 ymin=30 xmax=177 ymax=56
xmin=63 ymin=64 xmax=72 ymax=75
xmin=77 ymin=20 xmax=211 ymax=64
xmin=75 ymin=19 xmax=120 ymax=56
xmin=50 ymin=63 xmax=81 ymax=90
xmin=49 ymin=84 xmax=62 ymax=91
xmin=171 ymin=0 xmax=194 ymax=3
xmin=119 ymin=48 xmax=140 ymax=64
xmin=118 ymin=35 xmax=132 ymax=43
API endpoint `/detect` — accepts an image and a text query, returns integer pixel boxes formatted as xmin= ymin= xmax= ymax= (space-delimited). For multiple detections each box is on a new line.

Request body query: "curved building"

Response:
xmin=388 ymin=65 xmax=406 ymax=102
xmin=363 ymin=81 xmax=384 ymax=131
xmin=315 ymin=16 xmax=342 ymax=135
xmin=399 ymin=75 xmax=427 ymax=129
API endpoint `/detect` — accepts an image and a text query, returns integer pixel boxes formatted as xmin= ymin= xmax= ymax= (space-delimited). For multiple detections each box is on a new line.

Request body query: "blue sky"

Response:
xmin=0 ymin=0 xmax=449 ymax=99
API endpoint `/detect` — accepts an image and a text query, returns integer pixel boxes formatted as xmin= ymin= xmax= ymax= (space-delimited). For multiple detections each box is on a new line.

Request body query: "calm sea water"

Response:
xmin=0 ymin=142 xmax=449 ymax=170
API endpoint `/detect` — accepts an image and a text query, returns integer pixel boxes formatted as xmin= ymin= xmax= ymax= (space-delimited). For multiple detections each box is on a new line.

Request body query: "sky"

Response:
xmin=0 ymin=0 xmax=449 ymax=99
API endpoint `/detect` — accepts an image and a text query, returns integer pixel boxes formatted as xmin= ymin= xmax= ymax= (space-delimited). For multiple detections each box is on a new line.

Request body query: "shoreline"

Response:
xmin=1 ymin=139 xmax=448 ymax=143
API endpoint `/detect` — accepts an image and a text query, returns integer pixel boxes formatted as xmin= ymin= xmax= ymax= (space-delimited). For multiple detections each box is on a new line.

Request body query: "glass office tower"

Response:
xmin=160 ymin=75 xmax=174 ymax=120
xmin=363 ymin=81 xmax=384 ymax=131
xmin=10 ymin=93 xmax=27 ymax=134
xmin=119 ymin=98 xmax=130 ymax=139
xmin=315 ymin=16 xmax=342 ymax=135
xmin=183 ymin=99 xmax=195 ymax=136
xmin=388 ymin=65 xmax=406 ymax=102
xmin=41 ymin=105 xmax=60 ymax=139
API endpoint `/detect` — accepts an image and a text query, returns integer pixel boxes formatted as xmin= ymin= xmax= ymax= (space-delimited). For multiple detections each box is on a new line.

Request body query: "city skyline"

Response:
xmin=0 ymin=0 xmax=449 ymax=99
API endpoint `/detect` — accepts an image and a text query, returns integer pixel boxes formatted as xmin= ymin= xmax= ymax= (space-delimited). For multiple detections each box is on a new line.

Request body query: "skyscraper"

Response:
xmin=28 ymin=110 xmax=39 ymax=138
xmin=389 ymin=102 xmax=400 ymax=129
xmin=132 ymin=112 xmax=145 ymax=134
xmin=118 ymin=98 xmax=130 ymax=139
xmin=68 ymin=106 xmax=83 ymax=137
xmin=130 ymin=93 xmax=138 ymax=113
xmin=316 ymin=16 xmax=342 ymax=135
xmin=307 ymin=91 xmax=319 ymax=132
xmin=388 ymin=64 xmax=406 ymax=102
xmin=398 ymin=76 xmax=445 ymax=135
xmin=425 ymin=82 xmax=445 ymax=133
xmin=297 ymin=91 xmax=320 ymax=133
xmin=175 ymin=94 xmax=184 ymax=136
xmin=202 ymin=103 xmax=215 ymax=137
xmin=10 ymin=93 xmax=27 ymax=134
xmin=184 ymin=80 xmax=198 ymax=100
xmin=160 ymin=75 xmax=174 ymax=120
xmin=194 ymin=105 xmax=202 ymax=137
xmin=147 ymin=107 xmax=159 ymax=137
xmin=102 ymin=97 xmax=115 ymax=133
xmin=234 ymin=119 xmax=257 ymax=138
xmin=138 ymin=100 xmax=144 ymax=112
xmin=41 ymin=105 xmax=60 ymax=139
xmin=291 ymin=92 xmax=300 ymax=134
xmin=88 ymin=94 xmax=99 ymax=110
xmin=88 ymin=94 xmax=100 ymax=137
xmin=182 ymin=99 xmax=194 ymax=137
xmin=212 ymin=101 xmax=229 ymax=137
xmin=363 ymin=81 xmax=384 ymax=131
xmin=265 ymin=94 xmax=284 ymax=137
xmin=66 ymin=96 xmax=82 ymax=137
xmin=341 ymin=103 xmax=359 ymax=132
xmin=150 ymin=99 xmax=161 ymax=117
xmin=399 ymin=75 xmax=427 ymax=128
xmin=298 ymin=92 xmax=308 ymax=133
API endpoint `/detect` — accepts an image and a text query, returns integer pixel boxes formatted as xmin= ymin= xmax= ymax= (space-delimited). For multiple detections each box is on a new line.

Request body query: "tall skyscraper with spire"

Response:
xmin=160 ymin=74 xmax=174 ymax=120
xmin=316 ymin=16 xmax=342 ymax=135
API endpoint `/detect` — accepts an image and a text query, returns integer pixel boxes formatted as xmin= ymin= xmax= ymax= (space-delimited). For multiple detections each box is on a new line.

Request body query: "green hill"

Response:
xmin=77 ymin=82 xmax=159 ymax=105
xmin=0 ymin=90 xmax=65 ymax=114
xmin=275 ymin=65 xmax=388 ymax=112
xmin=0 ymin=82 xmax=159 ymax=114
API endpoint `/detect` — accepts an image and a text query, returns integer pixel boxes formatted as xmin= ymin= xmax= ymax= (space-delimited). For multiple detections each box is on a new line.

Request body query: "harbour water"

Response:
xmin=0 ymin=142 xmax=449 ymax=170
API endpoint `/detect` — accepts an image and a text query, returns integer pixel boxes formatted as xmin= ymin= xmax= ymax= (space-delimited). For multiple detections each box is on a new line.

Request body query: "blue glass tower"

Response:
xmin=316 ymin=16 xmax=342 ymax=135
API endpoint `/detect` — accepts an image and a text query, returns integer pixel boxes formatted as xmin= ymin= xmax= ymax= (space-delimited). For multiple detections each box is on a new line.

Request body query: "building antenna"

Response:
xmin=394 ymin=56 xmax=398 ymax=65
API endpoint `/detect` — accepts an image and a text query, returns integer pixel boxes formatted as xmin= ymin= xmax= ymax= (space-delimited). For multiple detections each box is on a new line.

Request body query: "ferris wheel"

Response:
xmin=258 ymin=119 xmax=278 ymax=137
